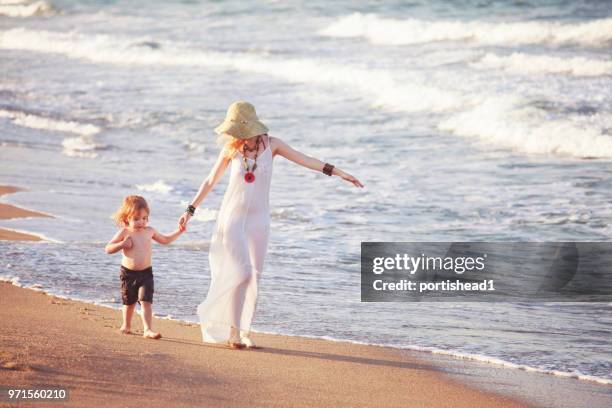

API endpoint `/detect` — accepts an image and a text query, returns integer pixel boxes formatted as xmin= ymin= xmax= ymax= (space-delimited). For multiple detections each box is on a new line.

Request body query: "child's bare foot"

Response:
xmin=119 ymin=326 xmax=132 ymax=335
xmin=143 ymin=329 xmax=162 ymax=339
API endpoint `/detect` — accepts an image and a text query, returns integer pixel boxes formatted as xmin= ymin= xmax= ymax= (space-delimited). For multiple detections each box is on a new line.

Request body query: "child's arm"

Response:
xmin=151 ymin=227 xmax=184 ymax=245
xmin=105 ymin=228 xmax=131 ymax=254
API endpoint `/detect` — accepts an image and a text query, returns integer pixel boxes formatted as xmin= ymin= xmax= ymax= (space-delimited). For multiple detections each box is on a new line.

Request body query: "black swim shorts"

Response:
xmin=119 ymin=265 xmax=154 ymax=306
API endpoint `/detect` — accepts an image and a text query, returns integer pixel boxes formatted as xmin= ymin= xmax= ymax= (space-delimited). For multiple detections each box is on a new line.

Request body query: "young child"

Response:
xmin=105 ymin=195 xmax=184 ymax=339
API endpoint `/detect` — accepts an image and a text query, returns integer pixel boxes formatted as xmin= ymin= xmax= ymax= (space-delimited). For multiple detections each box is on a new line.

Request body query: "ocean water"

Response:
xmin=1 ymin=0 xmax=611 ymax=386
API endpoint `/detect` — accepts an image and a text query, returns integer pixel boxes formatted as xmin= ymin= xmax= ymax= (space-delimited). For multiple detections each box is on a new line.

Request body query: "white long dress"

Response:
xmin=197 ymin=138 xmax=273 ymax=343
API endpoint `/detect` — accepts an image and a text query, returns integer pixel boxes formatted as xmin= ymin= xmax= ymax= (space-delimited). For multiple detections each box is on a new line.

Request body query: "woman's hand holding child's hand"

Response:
xmin=178 ymin=213 xmax=191 ymax=232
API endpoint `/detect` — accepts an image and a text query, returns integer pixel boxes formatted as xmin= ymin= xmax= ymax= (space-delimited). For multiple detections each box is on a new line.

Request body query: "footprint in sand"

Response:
xmin=1 ymin=361 xmax=32 ymax=371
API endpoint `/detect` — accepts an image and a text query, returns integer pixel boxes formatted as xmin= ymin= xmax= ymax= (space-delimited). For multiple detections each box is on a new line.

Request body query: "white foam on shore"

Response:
xmin=0 ymin=275 xmax=22 ymax=286
xmin=61 ymin=136 xmax=105 ymax=158
xmin=399 ymin=344 xmax=612 ymax=386
xmin=0 ymin=109 xmax=101 ymax=136
xmin=0 ymin=278 xmax=610 ymax=386
xmin=0 ymin=28 xmax=464 ymax=113
xmin=438 ymin=95 xmax=612 ymax=159
xmin=0 ymin=0 xmax=52 ymax=18
xmin=135 ymin=180 xmax=174 ymax=195
xmin=319 ymin=13 xmax=612 ymax=47
xmin=471 ymin=52 xmax=612 ymax=77
xmin=257 ymin=330 xmax=612 ymax=386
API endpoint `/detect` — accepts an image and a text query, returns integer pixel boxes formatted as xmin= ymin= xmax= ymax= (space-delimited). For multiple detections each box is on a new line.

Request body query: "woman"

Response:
xmin=179 ymin=101 xmax=364 ymax=349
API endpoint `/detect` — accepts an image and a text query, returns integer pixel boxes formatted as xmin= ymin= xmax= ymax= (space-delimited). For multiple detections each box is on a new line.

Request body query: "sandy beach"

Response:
xmin=0 ymin=185 xmax=610 ymax=407
xmin=0 ymin=186 xmax=529 ymax=407
xmin=1 ymin=183 xmax=610 ymax=407
xmin=0 ymin=281 xmax=538 ymax=408
xmin=0 ymin=184 xmax=536 ymax=406
xmin=2 ymin=0 xmax=611 ymax=405
xmin=0 ymin=185 xmax=51 ymax=241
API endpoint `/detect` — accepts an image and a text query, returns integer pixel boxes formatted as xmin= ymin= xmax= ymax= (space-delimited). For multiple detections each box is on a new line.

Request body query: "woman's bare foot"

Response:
xmin=119 ymin=326 xmax=132 ymax=335
xmin=143 ymin=329 xmax=162 ymax=339
xmin=240 ymin=332 xmax=260 ymax=349
xmin=227 ymin=340 xmax=245 ymax=349
xmin=228 ymin=326 xmax=245 ymax=349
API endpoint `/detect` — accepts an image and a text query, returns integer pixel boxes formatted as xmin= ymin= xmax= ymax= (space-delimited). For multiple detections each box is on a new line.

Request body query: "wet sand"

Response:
xmin=0 ymin=185 xmax=51 ymax=241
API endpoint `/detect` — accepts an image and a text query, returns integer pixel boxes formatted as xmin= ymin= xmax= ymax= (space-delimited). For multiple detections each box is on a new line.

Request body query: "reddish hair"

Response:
xmin=216 ymin=133 xmax=267 ymax=160
xmin=112 ymin=195 xmax=150 ymax=227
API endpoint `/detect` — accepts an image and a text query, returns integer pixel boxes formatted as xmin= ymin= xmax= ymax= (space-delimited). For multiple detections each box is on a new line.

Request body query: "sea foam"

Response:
xmin=471 ymin=52 xmax=612 ymax=77
xmin=1 ymin=29 xmax=609 ymax=161
xmin=135 ymin=180 xmax=174 ymax=194
xmin=0 ymin=108 xmax=105 ymax=159
xmin=0 ymin=109 xmax=101 ymax=136
xmin=0 ymin=28 xmax=465 ymax=113
xmin=61 ymin=136 xmax=105 ymax=159
xmin=0 ymin=0 xmax=52 ymax=18
xmin=319 ymin=13 xmax=612 ymax=47
xmin=438 ymin=95 xmax=612 ymax=159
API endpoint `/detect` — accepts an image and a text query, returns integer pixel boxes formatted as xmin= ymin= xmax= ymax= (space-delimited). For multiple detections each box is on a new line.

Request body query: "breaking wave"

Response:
xmin=470 ymin=52 xmax=612 ymax=77
xmin=438 ymin=96 xmax=612 ymax=159
xmin=0 ymin=28 xmax=465 ymax=113
xmin=0 ymin=0 xmax=53 ymax=18
xmin=319 ymin=13 xmax=612 ymax=47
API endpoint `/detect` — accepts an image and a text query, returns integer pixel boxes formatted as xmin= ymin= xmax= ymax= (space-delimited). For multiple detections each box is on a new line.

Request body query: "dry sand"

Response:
xmin=0 ymin=282 xmax=539 ymax=408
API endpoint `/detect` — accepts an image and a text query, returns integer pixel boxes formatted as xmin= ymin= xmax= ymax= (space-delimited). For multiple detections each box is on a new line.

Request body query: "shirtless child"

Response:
xmin=105 ymin=195 xmax=184 ymax=339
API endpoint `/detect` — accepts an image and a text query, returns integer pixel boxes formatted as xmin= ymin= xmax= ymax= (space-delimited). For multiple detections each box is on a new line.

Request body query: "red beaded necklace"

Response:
xmin=242 ymin=135 xmax=262 ymax=183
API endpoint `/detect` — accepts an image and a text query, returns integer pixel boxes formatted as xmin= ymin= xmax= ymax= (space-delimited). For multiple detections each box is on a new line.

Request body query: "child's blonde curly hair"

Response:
xmin=112 ymin=195 xmax=150 ymax=227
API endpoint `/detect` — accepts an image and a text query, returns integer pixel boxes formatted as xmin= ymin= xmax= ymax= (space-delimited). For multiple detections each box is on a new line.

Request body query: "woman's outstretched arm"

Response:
xmin=273 ymin=136 xmax=364 ymax=188
xmin=179 ymin=147 xmax=232 ymax=229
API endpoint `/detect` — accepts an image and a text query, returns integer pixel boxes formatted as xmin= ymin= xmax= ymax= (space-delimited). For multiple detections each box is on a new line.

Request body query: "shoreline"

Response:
xmin=3 ymin=281 xmax=611 ymax=408
xmin=1 ymin=183 xmax=610 ymax=407
xmin=4 ymin=275 xmax=610 ymax=388
xmin=0 ymin=281 xmax=539 ymax=408
xmin=0 ymin=185 xmax=52 ymax=241
xmin=3 ymin=272 xmax=611 ymax=388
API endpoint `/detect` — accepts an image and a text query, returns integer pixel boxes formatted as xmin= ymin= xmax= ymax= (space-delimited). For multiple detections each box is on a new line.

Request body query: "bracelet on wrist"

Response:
xmin=186 ymin=204 xmax=196 ymax=216
xmin=322 ymin=163 xmax=334 ymax=177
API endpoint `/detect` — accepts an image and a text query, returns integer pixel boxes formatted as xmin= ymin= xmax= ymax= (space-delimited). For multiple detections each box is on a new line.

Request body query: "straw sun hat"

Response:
xmin=214 ymin=101 xmax=269 ymax=140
